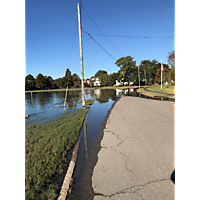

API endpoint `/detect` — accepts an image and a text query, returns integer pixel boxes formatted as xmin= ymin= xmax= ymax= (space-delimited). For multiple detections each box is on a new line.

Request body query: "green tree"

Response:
xmin=109 ymin=72 xmax=120 ymax=86
xmin=99 ymin=74 xmax=109 ymax=87
xmin=46 ymin=76 xmax=53 ymax=88
xmin=72 ymin=73 xmax=80 ymax=83
xmin=54 ymin=78 xmax=64 ymax=88
xmin=65 ymin=68 xmax=71 ymax=78
xmin=25 ymin=74 xmax=35 ymax=90
xmin=25 ymin=74 xmax=35 ymax=82
xmin=35 ymin=73 xmax=47 ymax=89
xmin=95 ymin=70 xmax=108 ymax=77
xmin=115 ymin=56 xmax=136 ymax=85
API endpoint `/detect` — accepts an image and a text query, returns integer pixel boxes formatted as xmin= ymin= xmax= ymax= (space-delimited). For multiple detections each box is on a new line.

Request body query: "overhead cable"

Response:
xmin=87 ymin=33 xmax=175 ymax=39
xmin=81 ymin=5 xmax=123 ymax=56
xmin=83 ymin=29 xmax=116 ymax=61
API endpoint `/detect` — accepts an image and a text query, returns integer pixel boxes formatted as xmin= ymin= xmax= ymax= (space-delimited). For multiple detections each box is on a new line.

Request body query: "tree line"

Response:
xmin=25 ymin=50 xmax=175 ymax=90
xmin=25 ymin=69 xmax=80 ymax=91
xmin=90 ymin=50 xmax=175 ymax=87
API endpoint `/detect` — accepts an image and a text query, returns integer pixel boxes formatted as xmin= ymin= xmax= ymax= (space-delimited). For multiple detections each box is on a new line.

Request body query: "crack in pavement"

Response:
xmin=94 ymin=178 xmax=170 ymax=198
xmin=104 ymin=129 xmax=124 ymax=148
xmin=103 ymin=128 xmax=135 ymax=162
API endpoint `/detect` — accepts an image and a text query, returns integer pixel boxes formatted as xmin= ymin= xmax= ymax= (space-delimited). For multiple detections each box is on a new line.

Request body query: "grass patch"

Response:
xmin=137 ymin=88 xmax=167 ymax=97
xmin=25 ymin=109 xmax=88 ymax=199
xmin=147 ymin=85 xmax=175 ymax=94
xmin=85 ymin=99 xmax=95 ymax=105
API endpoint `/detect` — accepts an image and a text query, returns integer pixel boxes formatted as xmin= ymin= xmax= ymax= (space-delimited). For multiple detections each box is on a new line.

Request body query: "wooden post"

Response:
xmin=77 ymin=3 xmax=85 ymax=107
xmin=64 ymin=86 xmax=68 ymax=108
xmin=138 ymin=63 xmax=140 ymax=89
xmin=144 ymin=70 xmax=146 ymax=85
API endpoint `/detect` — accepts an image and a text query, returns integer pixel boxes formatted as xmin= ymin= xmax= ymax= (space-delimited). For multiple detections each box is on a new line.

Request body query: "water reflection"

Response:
xmin=84 ymin=117 xmax=88 ymax=159
xmin=95 ymin=89 xmax=117 ymax=103
xmin=25 ymin=88 xmax=174 ymax=126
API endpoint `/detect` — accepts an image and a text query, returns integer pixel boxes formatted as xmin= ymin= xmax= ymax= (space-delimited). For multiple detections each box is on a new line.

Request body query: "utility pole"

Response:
xmin=138 ymin=63 xmax=140 ymax=89
xmin=144 ymin=70 xmax=146 ymax=85
xmin=77 ymin=3 xmax=85 ymax=107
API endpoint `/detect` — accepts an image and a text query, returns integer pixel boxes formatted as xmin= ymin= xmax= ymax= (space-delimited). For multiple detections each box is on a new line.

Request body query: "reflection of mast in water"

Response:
xmin=84 ymin=117 xmax=88 ymax=159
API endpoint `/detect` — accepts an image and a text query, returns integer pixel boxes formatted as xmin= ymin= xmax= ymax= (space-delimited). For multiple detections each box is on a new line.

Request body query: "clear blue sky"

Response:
xmin=25 ymin=0 xmax=175 ymax=80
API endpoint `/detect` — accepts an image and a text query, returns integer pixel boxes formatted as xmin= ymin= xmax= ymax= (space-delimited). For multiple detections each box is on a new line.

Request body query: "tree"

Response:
xmin=72 ymin=73 xmax=80 ymax=83
xmin=46 ymin=76 xmax=53 ymax=88
xmin=155 ymin=67 xmax=169 ymax=83
xmin=65 ymin=68 xmax=71 ymax=78
xmin=54 ymin=78 xmax=64 ymax=88
xmin=54 ymin=76 xmax=73 ymax=88
xmin=35 ymin=73 xmax=47 ymax=89
xmin=25 ymin=74 xmax=35 ymax=90
xmin=95 ymin=70 xmax=107 ymax=77
xmin=99 ymin=74 xmax=109 ymax=87
xmin=115 ymin=56 xmax=136 ymax=85
xmin=25 ymin=74 xmax=35 ymax=82
xmin=139 ymin=60 xmax=152 ymax=84
xmin=167 ymin=50 xmax=175 ymax=68
xmin=167 ymin=50 xmax=175 ymax=81
xmin=74 ymin=80 xmax=81 ymax=88
xmin=109 ymin=72 xmax=120 ymax=86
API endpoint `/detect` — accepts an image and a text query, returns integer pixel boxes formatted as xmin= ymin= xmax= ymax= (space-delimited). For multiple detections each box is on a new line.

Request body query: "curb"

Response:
xmin=57 ymin=137 xmax=81 ymax=200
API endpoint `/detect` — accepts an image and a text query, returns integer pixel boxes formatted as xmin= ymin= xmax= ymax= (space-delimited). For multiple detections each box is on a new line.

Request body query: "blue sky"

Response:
xmin=25 ymin=0 xmax=175 ymax=80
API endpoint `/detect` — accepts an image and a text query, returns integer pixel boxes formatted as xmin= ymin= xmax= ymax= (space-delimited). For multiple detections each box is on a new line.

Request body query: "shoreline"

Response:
xmin=136 ymin=86 xmax=175 ymax=99
xmin=25 ymin=86 xmax=144 ymax=93
xmin=136 ymin=88 xmax=167 ymax=98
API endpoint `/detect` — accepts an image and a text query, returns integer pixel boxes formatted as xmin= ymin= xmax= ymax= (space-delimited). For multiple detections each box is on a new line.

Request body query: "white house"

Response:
xmin=94 ymin=77 xmax=101 ymax=86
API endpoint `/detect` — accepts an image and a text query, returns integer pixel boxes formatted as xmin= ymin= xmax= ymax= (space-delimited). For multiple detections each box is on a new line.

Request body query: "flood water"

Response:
xmin=25 ymin=88 xmax=174 ymax=198
xmin=25 ymin=88 xmax=174 ymax=126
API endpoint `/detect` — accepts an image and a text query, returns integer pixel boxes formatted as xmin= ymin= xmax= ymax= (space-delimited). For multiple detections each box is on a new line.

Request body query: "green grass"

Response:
xmin=147 ymin=85 xmax=175 ymax=94
xmin=137 ymin=88 xmax=167 ymax=97
xmin=25 ymin=109 xmax=88 ymax=200
xmin=85 ymin=99 xmax=95 ymax=105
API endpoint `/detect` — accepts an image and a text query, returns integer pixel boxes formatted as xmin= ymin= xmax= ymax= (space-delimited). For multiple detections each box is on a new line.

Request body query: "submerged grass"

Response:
xmin=25 ymin=109 xmax=88 ymax=200
xmin=86 ymin=99 xmax=95 ymax=105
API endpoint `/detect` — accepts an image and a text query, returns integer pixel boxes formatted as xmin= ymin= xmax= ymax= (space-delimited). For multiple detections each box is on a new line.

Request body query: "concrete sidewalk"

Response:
xmin=92 ymin=96 xmax=175 ymax=200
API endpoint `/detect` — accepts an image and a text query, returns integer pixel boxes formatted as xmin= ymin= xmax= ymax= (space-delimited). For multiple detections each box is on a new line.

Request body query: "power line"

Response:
xmin=87 ymin=33 xmax=175 ymax=39
xmin=81 ymin=5 xmax=123 ymax=56
xmin=83 ymin=29 xmax=116 ymax=61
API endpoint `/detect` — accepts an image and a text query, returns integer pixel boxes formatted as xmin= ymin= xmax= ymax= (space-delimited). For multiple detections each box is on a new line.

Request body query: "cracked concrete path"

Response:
xmin=92 ymin=96 xmax=175 ymax=199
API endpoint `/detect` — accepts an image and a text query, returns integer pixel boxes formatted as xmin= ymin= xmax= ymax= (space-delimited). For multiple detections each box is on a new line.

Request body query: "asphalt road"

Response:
xmin=92 ymin=96 xmax=175 ymax=199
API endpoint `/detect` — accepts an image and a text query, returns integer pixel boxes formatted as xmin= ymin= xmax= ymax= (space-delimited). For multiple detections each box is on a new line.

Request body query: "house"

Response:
xmin=89 ymin=77 xmax=101 ymax=86
xmin=84 ymin=79 xmax=90 ymax=84
xmin=94 ymin=77 xmax=101 ymax=86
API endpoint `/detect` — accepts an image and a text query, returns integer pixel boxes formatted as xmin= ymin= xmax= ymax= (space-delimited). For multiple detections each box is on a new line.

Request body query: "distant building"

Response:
xmin=114 ymin=79 xmax=132 ymax=86
xmin=89 ymin=77 xmax=101 ymax=86
xmin=93 ymin=77 xmax=101 ymax=86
